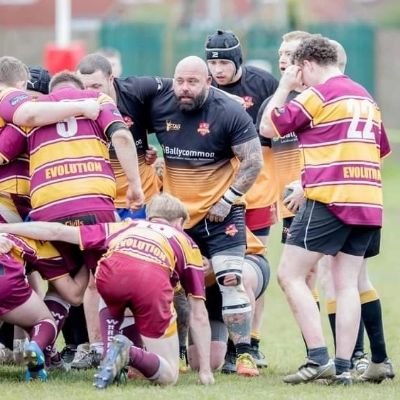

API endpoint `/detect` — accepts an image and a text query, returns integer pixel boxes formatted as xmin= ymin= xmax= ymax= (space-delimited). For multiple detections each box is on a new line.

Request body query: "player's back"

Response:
xmin=27 ymin=87 xmax=120 ymax=221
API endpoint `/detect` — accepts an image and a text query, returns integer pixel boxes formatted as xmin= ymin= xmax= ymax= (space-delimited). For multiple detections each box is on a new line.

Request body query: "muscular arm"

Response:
xmin=260 ymin=65 xmax=303 ymax=138
xmin=0 ymin=222 xmax=80 ymax=244
xmin=12 ymin=99 xmax=100 ymax=127
xmin=231 ymin=137 xmax=263 ymax=194
xmin=188 ymin=297 xmax=214 ymax=385
xmin=111 ymin=127 xmax=144 ymax=208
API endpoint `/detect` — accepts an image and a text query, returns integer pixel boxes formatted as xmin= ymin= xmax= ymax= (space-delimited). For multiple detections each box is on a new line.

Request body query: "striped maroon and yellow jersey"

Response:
xmin=271 ymin=75 xmax=390 ymax=226
xmin=0 ymin=123 xmax=30 ymax=198
xmin=80 ymin=219 xmax=205 ymax=299
xmin=5 ymin=233 xmax=66 ymax=281
xmin=21 ymin=88 xmax=124 ymax=221
xmin=0 ymin=88 xmax=31 ymax=124
xmin=0 ymin=89 xmax=32 ymax=199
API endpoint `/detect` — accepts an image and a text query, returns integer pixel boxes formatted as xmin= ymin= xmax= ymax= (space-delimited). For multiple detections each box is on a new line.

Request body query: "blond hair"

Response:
xmin=282 ymin=31 xmax=313 ymax=42
xmin=146 ymin=193 xmax=189 ymax=223
xmin=0 ymin=56 xmax=29 ymax=87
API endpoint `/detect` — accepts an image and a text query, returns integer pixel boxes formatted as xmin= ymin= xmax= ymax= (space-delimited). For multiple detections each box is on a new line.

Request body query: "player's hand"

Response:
xmin=126 ymin=185 xmax=145 ymax=210
xmin=81 ymin=99 xmax=100 ymax=120
xmin=206 ymin=198 xmax=231 ymax=222
xmin=283 ymin=180 xmax=304 ymax=213
xmin=198 ymin=370 xmax=215 ymax=385
xmin=145 ymin=146 xmax=158 ymax=165
xmin=0 ymin=236 xmax=13 ymax=253
xmin=279 ymin=65 xmax=303 ymax=92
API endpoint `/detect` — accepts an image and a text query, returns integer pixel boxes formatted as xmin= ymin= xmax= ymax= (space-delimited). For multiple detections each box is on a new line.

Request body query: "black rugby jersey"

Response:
xmin=149 ymin=80 xmax=257 ymax=227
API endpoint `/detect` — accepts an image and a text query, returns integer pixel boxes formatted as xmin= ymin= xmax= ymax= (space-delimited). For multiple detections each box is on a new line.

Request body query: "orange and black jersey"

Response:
xmin=111 ymin=76 xmax=163 ymax=205
xmin=211 ymin=65 xmax=278 ymax=123
xmin=257 ymin=91 xmax=301 ymax=218
xmin=148 ymin=79 xmax=258 ymax=227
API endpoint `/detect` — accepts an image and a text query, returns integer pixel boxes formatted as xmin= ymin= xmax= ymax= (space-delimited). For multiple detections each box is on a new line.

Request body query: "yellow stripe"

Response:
xmin=313 ymin=98 xmax=381 ymax=126
xmin=311 ymin=288 xmax=320 ymax=302
xmin=296 ymin=89 xmax=323 ymax=117
xmin=31 ymin=178 xmax=116 ymax=207
xmin=360 ymin=289 xmax=379 ymax=304
xmin=30 ymin=139 xmax=109 ymax=167
xmin=326 ymin=299 xmax=336 ymax=314
xmin=306 ymin=184 xmax=382 ymax=205
xmin=251 ymin=331 xmax=261 ymax=340
xmin=303 ymin=142 xmax=380 ymax=166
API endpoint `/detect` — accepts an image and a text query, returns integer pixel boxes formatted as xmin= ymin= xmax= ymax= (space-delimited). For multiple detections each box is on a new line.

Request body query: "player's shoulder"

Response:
xmin=243 ymin=65 xmax=277 ymax=83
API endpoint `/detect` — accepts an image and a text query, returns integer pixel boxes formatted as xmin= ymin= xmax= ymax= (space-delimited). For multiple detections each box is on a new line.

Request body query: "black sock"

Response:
xmin=226 ymin=339 xmax=236 ymax=355
xmin=236 ymin=342 xmax=252 ymax=356
xmin=362 ymin=298 xmax=387 ymax=363
xmin=327 ymin=313 xmax=337 ymax=352
xmin=250 ymin=337 xmax=260 ymax=349
xmin=352 ymin=319 xmax=365 ymax=357
xmin=334 ymin=357 xmax=351 ymax=375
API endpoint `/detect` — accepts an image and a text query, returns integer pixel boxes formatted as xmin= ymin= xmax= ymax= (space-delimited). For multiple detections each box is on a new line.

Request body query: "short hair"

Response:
xmin=96 ymin=48 xmax=121 ymax=59
xmin=77 ymin=53 xmax=112 ymax=77
xmin=0 ymin=56 xmax=29 ymax=87
xmin=282 ymin=30 xmax=314 ymax=42
xmin=292 ymin=36 xmax=338 ymax=66
xmin=146 ymin=193 xmax=189 ymax=223
xmin=49 ymin=71 xmax=84 ymax=92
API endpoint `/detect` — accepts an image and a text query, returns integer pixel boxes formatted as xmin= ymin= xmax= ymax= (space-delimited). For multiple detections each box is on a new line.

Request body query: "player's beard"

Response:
xmin=176 ymin=87 xmax=208 ymax=113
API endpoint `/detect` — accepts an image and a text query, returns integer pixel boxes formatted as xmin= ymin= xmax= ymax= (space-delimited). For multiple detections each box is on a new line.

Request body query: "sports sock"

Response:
xmin=129 ymin=346 xmax=161 ymax=378
xmin=29 ymin=319 xmax=57 ymax=350
xmin=44 ymin=294 xmax=70 ymax=333
xmin=360 ymin=289 xmax=388 ymax=363
xmin=334 ymin=357 xmax=351 ymax=375
xmin=61 ymin=304 xmax=89 ymax=346
xmin=308 ymin=347 xmax=329 ymax=366
xmin=99 ymin=306 xmax=122 ymax=353
xmin=119 ymin=316 xmax=143 ymax=348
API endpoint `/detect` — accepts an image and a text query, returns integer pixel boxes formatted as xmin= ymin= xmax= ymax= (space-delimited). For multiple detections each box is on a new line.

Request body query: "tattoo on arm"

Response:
xmin=231 ymin=137 xmax=263 ymax=194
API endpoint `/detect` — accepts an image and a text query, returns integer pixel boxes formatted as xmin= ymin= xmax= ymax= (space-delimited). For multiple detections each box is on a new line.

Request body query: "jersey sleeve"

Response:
xmin=95 ymin=93 xmax=126 ymax=134
xmin=0 ymin=89 xmax=31 ymax=123
xmin=270 ymin=88 xmax=316 ymax=137
xmin=171 ymin=234 xmax=205 ymax=299
xmin=228 ymin=101 xmax=258 ymax=146
xmin=0 ymin=123 xmax=27 ymax=162
xmin=379 ymin=124 xmax=391 ymax=159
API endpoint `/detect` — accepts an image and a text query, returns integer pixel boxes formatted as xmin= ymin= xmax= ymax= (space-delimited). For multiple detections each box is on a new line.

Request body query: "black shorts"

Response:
xmin=287 ymin=200 xmax=381 ymax=257
xmin=185 ymin=205 xmax=247 ymax=258
xmin=281 ymin=216 xmax=294 ymax=244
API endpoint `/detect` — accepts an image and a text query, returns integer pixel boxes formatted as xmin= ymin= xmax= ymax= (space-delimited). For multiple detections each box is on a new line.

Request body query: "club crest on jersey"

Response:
xmin=123 ymin=115 xmax=134 ymax=128
xmin=225 ymin=224 xmax=238 ymax=237
xmin=243 ymin=96 xmax=254 ymax=109
xmin=197 ymin=122 xmax=210 ymax=136
xmin=166 ymin=120 xmax=181 ymax=132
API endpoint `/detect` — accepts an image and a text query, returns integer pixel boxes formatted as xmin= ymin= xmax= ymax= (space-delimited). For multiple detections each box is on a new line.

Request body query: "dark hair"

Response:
xmin=205 ymin=29 xmax=243 ymax=72
xmin=77 ymin=53 xmax=112 ymax=77
xmin=49 ymin=71 xmax=84 ymax=92
xmin=292 ymin=36 xmax=338 ymax=66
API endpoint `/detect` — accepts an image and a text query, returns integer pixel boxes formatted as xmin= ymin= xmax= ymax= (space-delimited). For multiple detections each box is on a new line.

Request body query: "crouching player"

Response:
xmin=0 ymin=193 xmax=214 ymax=388
xmin=188 ymin=229 xmax=270 ymax=373
xmin=0 ymin=235 xmax=60 ymax=381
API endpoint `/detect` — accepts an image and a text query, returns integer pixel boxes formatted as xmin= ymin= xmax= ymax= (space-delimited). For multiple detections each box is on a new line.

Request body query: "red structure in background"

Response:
xmin=44 ymin=42 xmax=86 ymax=75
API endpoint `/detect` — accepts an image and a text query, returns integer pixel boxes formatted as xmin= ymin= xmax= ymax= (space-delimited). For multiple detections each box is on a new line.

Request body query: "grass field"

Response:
xmin=1 ymin=145 xmax=400 ymax=400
